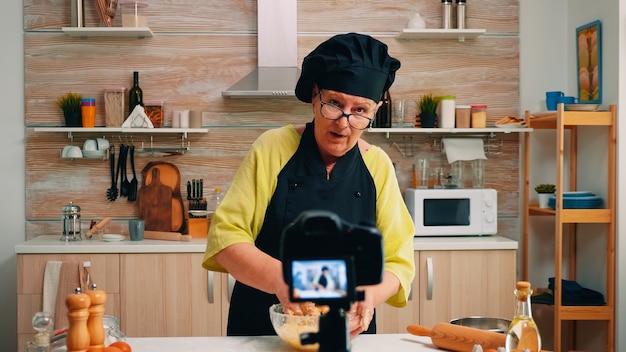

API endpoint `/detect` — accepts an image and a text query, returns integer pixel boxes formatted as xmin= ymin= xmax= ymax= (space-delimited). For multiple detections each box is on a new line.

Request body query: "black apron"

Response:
xmin=226 ymin=122 xmax=377 ymax=336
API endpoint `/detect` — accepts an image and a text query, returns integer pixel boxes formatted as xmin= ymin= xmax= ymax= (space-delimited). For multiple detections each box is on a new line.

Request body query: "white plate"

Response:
xmin=565 ymin=104 xmax=600 ymax=111
xmin=494 ymin=123 xmax=525 ymax=129
xmin=101 ymin=234 xmax=125 ymax=242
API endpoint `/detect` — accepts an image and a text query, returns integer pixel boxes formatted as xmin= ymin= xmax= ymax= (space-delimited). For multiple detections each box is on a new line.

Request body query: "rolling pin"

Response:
xmin=85 ymin=216 xmax=112 ymax=238
xmin=143 ymin=230 xmax=191 ymax=242
xmin=407 ymin=323 xmax=506 ymax=352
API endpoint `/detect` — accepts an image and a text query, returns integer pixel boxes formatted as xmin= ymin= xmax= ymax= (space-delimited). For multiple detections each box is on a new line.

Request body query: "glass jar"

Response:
xmin=471 ymin=105 xmax=487 ymax=128
xmin=103 ymin=87 xmax=126 ymax=127
xmin=455 ymin=105 xmax=471 ymax=128
xmin=103 ymin=315 xmax=127 ymax=345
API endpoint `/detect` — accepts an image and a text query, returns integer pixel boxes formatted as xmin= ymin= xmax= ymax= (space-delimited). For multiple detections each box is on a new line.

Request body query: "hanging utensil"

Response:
xmin=106 ymin=145 xmax=118 ymax=201
xmin=120 ymin=144 xmax=131 ymax=198
xmin=128 ymin=145 xmax=138 ymax=201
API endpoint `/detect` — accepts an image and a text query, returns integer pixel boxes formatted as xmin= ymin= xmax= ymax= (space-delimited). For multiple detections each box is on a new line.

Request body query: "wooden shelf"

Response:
xmin=61 ymin=27 xmax=153 ymax=38
xmin=522 ymin=103 xmax=616 ymax=351
xmin=397 ymin=28 xmax=486 ymax=41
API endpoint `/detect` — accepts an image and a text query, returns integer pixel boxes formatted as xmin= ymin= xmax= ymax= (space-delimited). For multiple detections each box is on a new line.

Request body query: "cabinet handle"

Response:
xmin=228 ymin=274 xmax=235 ymax=303
xmin=426 ymin=257 xmax=433 ymax=300
xmin=207 ymin=271 xmax=214 ymax=304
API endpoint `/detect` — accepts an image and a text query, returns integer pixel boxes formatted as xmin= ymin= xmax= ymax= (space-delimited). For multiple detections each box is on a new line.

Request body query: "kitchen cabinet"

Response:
xmin=120 ymin=253 xmax=227 ymax=337
xmin=377 ymin=248 xmax=516 ymax=333
xmin=522 ymin=104 xmax=616 ymax=352
xmin=17 ymin=253 xmax=121 ymax=352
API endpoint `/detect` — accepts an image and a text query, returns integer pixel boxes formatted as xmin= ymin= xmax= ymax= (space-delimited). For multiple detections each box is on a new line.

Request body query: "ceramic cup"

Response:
xmin=189 ymin=110 xmax=202 ymax=128
xmin=545 ymin=91 xmax=564 ymax=111
xmin=129 ymin=219 xmax=144 ymax=241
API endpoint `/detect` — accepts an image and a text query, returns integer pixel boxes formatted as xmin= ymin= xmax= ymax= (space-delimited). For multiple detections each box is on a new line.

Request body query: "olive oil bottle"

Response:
xmin=505 ymin=281 xmax=541 ymax=352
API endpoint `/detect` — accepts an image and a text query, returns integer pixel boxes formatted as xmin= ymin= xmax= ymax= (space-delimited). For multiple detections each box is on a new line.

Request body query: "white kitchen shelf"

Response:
xmin=397 ymin=28 xmax=486 ymax=41
xmin=61 ymin=27 xmax=153 ymax=38
xmin=368 ymin=126 xmax=531 ymax=137
xmin=32 ymin=127 xmax=208 ymax=140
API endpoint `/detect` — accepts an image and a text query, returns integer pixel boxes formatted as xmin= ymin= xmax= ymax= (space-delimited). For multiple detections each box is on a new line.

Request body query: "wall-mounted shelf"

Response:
xmin=397 ymin=28 xmax=486 ymax=41
xmin=367 ymin=126 xmax=531 ymax=138
xmin=61 ymin=27 xmax=153 ymax=39
xmin=32 ymin=127 xmax=208 ymax=139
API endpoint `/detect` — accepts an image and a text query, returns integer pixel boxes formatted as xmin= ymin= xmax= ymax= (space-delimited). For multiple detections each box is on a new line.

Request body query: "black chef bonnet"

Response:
xmin=295 ymin=32 xmax=401 ymax=103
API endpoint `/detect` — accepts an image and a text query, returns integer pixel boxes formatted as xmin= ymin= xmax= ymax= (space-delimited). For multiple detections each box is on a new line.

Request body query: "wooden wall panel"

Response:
xmin=23 ymin=0 xmax=522 ymax=240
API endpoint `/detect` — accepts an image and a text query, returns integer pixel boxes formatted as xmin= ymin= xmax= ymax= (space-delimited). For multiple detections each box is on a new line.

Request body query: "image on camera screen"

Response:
xmin=290 ymin=259 xmax=350 ymax=301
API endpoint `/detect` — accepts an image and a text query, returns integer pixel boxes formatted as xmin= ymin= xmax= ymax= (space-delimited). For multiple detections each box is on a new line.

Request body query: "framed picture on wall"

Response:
xmin=576 ymin=20 xmax=602 ymax=104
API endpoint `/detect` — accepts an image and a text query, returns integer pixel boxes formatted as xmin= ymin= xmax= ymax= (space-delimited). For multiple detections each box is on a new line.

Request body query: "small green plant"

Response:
xmin=56 ymin=92 xmax=83 ymax=113
xmin=416 ymin=93 xmax=441 ymax=114
xmin=535 ymin=183 xmax=556 ymax=193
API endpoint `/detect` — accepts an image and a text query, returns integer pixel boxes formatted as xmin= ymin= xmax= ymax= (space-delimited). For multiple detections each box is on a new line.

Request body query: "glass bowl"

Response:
xmin=269 ymin=304 xmax=320 ymax=351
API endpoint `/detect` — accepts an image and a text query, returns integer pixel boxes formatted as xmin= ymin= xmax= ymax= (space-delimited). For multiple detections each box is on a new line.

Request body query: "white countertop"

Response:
xmin=15 ymin=235 xmax=516 ymax=254
xmin=124 ymin=334 xmax=440 ymax=352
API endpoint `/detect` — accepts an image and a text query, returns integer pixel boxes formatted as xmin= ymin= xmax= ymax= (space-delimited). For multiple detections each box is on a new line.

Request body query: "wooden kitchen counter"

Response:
xmin=15 ymin=235 xmax=517 ymax=254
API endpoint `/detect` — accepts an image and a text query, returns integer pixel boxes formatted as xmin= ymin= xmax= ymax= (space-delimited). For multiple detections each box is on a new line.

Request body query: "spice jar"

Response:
xmin=471 ymin=105 xmax=487 ymax=128
xmin=455 ymin=105 xmax=471 ymax=128
xmin=144 ymin=100 xmax=164 ymax=128
xmin=103 ymin=88 xmax=126 ymax=127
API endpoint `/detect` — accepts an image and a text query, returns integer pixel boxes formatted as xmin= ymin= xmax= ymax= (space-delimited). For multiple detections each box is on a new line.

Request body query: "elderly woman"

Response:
xmin=202 ymin=32 xmax=415 ymax=338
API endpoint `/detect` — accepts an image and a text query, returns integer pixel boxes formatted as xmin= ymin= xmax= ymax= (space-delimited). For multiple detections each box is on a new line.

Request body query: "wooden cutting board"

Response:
xmin=139 ymin=168 xmax=173 ymax=232
xmin=141 ymin=161 xmax=185 ymax=233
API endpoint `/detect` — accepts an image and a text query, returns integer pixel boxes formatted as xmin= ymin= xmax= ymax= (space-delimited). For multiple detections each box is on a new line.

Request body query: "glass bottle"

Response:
xmin=505 ymin=281 xmax=541 ymax=352
xmin=128 ymin=71 xmax=144 ymax=115
xmin=25 ymin=312 xmax=52 ymax=352
xmin=374 ymin=90 xmax=392 ymax=128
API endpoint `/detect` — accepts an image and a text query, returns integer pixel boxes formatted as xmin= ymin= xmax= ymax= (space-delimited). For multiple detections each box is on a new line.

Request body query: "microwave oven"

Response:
xmin=404 ymin=188 xmax=497 ymax=236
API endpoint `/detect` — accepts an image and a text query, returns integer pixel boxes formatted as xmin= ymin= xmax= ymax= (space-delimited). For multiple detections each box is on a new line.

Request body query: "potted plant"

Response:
xmin=416 ymin=93 xmax=440 ymax=128
xmin=534 ymin=183 xmax=556 ymax=208
xmin=56 ymin=92 xmax=83 ymax=127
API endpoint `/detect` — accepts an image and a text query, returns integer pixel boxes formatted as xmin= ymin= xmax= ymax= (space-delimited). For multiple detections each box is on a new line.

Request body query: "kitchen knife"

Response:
xmin=187 ymin=181 xmax=191 ymax=200
xmin=199 ymin=179 xmax=203 ymax=199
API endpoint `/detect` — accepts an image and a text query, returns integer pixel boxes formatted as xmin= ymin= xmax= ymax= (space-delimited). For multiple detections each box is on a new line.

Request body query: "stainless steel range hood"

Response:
xmin=222 ymin=0 xmax=299 ymax=98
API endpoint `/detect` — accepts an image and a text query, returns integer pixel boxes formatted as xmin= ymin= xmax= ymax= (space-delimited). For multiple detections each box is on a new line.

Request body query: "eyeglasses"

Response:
xmin=318 ymin=91 xmax=374 ymax=130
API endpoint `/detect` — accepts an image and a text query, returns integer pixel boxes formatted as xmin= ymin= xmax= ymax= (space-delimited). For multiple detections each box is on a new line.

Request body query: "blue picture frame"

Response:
xmin=576 ymin=20 xmax=602 ymax=104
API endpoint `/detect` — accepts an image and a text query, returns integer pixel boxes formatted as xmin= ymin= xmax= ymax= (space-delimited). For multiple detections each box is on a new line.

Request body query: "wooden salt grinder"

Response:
xmin=66 ymin=287 xmax=91 ymax=352
xmin=86 ymin=283 xmax=107 ymax=349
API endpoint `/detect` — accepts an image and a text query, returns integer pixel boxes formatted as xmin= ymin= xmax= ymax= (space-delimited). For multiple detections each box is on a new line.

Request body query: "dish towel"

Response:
xmin=42 ymin=261 xmax=63 ymax=318
xmin=42 ymin=261 xmax=91 ymax=330
xmin=442 ymin=138 xmax=487 ymax=164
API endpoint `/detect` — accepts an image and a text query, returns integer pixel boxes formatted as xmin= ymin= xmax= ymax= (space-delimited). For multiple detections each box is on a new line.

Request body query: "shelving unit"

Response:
xmin=396 ymin=28 xmax=486 ymax=41
xmin=61 ymin=27 xmax=153 ymax=38
xmin=522 ymin=104 xmax=616 ymax=352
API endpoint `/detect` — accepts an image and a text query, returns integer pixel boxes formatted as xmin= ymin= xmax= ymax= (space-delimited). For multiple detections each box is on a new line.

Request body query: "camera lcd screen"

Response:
xmin=290 ymin=259 xmax=350 ymax=301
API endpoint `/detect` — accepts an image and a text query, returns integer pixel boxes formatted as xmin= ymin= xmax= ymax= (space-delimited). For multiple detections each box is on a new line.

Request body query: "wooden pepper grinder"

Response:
xmin=66 ymin=287 xmax=91 ymax=352
xmin=86 ymin=283 xmax=107 ymax=349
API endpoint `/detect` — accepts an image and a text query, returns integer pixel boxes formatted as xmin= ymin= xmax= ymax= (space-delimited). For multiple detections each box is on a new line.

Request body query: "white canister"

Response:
xmin=439 ymin=95 xmax=456 ymax=128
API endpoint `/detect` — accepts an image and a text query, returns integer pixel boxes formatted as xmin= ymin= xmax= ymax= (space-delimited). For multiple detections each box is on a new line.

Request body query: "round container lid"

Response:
xmin=81 ymin=98 xmax=96 ymax=104
xmin=440 ymin=95 xmax=456 ymax=100
xmin=471 ymin=104 xmax=488 ymax=109
xmin=456 ymin=105 xmax=471 ymax=109
xmin=62 ymin=201 xmax=80 ymax=214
